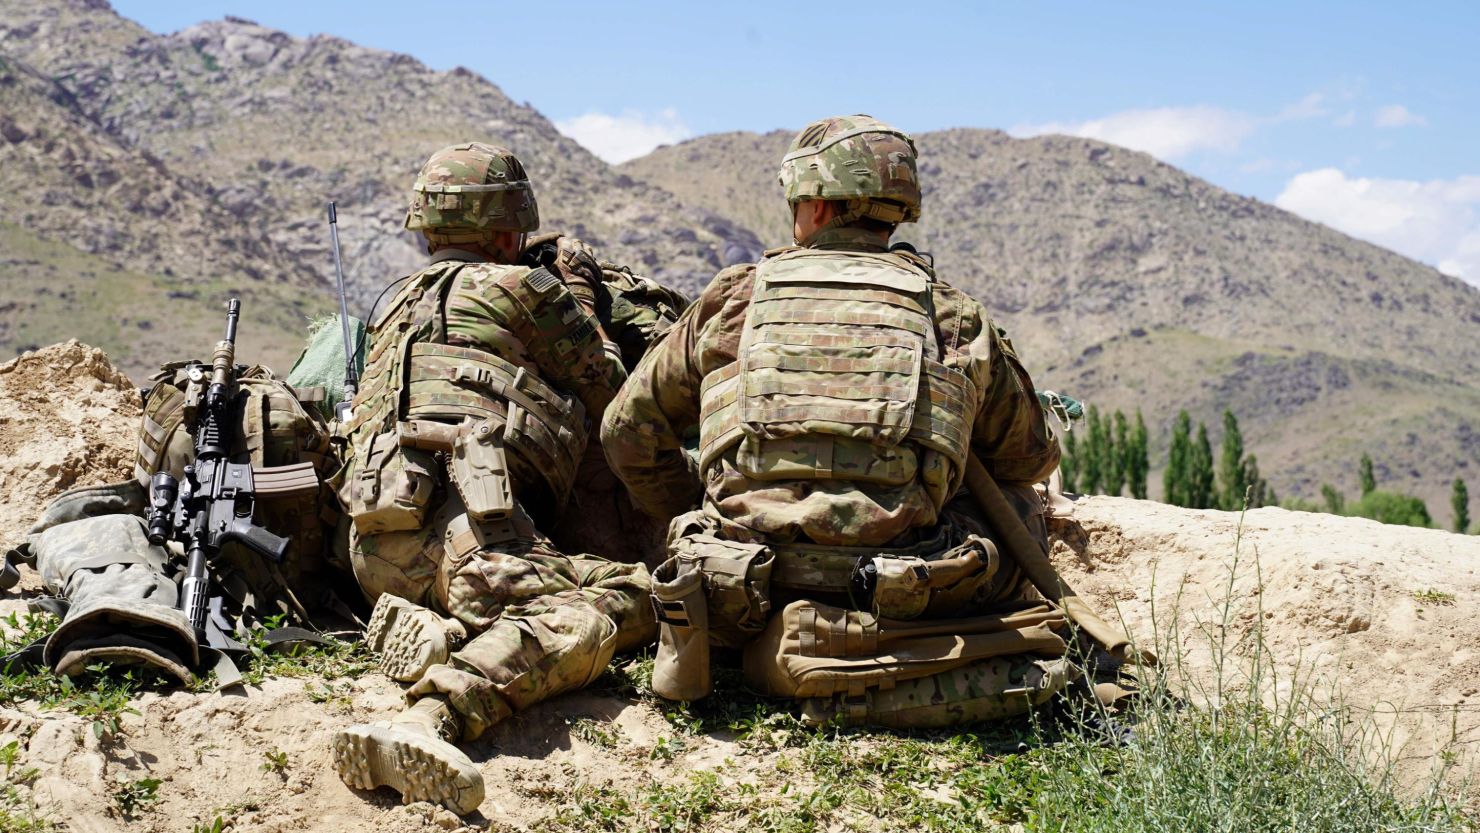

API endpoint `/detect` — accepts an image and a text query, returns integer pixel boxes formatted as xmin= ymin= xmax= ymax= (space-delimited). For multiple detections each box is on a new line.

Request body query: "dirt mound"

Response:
xmin=1052 ymin=496 xmax=1480 ymax=764
xmin=0 ymin=340 xmax=140 ymax=559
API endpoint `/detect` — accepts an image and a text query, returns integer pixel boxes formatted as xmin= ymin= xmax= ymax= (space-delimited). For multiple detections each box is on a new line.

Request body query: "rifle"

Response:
xmin=144 ymin=299 xmax=317 ymax=634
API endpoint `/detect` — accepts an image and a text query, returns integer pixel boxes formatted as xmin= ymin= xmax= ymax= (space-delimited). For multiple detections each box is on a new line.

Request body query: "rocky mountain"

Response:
xmin=622 ymin=129 xmax=1480 ymax=527
xmin=0 ymin=0 xmax=760 ymax=375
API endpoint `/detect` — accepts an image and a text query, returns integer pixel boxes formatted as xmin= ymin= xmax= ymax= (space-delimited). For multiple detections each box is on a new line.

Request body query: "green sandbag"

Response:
xmin=286 ymin=315 xmax=366 ymax=420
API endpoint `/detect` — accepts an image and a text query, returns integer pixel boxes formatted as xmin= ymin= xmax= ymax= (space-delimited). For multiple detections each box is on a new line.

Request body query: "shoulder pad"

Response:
xmin=762 ymin=244 xmax=800 ymax=259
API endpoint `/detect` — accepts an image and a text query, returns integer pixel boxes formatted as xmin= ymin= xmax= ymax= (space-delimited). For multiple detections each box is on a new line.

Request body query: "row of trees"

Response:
xmin=1061 ymin=407 xmax=1270 ymax=510
xmin=1058 ymin=407 xmax=1474 ymax=532
xmin=1059 ymin=408 xmax=1149 ymax=499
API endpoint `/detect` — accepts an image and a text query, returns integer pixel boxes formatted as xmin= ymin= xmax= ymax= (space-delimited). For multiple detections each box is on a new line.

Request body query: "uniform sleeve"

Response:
xmin=938 ymin=286 xmax=1060 ymax=485
xmin=600 ymin=265 xmax=748 ymax=519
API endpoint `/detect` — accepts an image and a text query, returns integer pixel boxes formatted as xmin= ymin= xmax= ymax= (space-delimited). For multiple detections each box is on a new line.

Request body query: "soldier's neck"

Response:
xmin=803 ymin=227 xmax=891 ymax=252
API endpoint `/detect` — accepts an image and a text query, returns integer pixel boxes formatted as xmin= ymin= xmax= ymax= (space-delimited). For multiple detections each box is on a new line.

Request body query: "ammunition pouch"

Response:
xmin=855 ymin=534 xmax=1000 ymax=620
xmin=349 ymin=432 xmax=438 ymax=535
xmin=667 ymin=534 xmax=774 ymax=649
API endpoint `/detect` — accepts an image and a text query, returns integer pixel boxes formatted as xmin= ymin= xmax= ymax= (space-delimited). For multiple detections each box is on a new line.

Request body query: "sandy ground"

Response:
xmin=1 ymin=342 xmax=1477 ymax=830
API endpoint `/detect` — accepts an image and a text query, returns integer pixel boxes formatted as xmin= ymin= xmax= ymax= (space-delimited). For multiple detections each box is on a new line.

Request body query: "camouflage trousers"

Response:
xmin=676 ymin=486 xmax=1073 ymax=728
xmin=350 ymin=489 xmax=655 ymax=739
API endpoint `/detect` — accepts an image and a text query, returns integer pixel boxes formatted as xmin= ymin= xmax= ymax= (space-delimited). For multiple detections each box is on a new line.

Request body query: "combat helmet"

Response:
xmin=404 ymin=142 xmax=539 ymax=246
xmin=778 ymin=114 xmax=921 ymax=229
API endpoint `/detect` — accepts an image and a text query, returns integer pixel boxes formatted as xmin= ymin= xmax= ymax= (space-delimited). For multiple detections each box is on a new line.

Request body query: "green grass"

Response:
xmin=1412 ymin=589 xmax=1458 ymax=607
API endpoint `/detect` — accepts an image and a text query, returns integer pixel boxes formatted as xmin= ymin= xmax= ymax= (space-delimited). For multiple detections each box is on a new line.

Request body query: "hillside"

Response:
xmin=622 ymin=129 xmax=1480 ymax=524
xmin=0 ymin=0 xmax=759 ymax=375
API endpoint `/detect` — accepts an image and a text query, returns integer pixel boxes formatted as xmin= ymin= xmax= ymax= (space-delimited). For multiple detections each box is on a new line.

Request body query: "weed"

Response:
xmin=260 ymin=749 xmax=289 ymax=776
xmin=191 ymin=816 xmax=227 ymax=833
xmin=570 ymin=718 xmax=624 ymax=750
xmin=111 ymin=776 xmax=161 ymax=819
xmin=649 ymin=736 xmax=685 ymax=761
xmin=1413 ymin=588 xmax=1457 ymax=606
xmin=241 ymin=629 xmax=374 ymax=687
xmin=304 ymin=680 xmax=355 ymax=710
xmin=60 ymin=680 xmax=140 ymax=741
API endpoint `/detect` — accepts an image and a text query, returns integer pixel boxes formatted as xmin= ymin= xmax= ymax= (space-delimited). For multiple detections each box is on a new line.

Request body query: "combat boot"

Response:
xmin=366 ymin=593 xmax=468 ymax=682
xmin=332 ymin=694 xmax=485 ymax=815
xmin=650 ymin=557 xmax=711 ymax=701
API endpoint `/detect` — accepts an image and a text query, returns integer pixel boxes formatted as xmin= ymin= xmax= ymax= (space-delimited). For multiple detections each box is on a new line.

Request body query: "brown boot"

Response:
xmin=651 ymin=557 xmax=711 ymax=701
xmin=332 ymin=694 xmax=485 ymax=815
xmin=366 ymin=593 xmax=468 ymax=683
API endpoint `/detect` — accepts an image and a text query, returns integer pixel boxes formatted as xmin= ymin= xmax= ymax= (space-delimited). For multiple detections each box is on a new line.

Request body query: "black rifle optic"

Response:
xmin=144 ymin=299 xmax=318 ymax=633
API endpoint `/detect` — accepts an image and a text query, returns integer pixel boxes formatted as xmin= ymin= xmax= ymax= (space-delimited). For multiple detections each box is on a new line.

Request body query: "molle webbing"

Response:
xmin=697 ymin=249 xmax=973 ymax=483
xmin=403 ymin=342 xmax=586 ymax=503
xmin=768 ymin=524 xmax=951 ymax=594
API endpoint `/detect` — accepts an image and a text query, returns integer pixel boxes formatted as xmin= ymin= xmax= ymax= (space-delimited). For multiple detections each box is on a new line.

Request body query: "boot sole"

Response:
xmin=332 ymin=723 xmax=484 ymax=815
xmin=366 ymin=594 xmax=449 ymax=683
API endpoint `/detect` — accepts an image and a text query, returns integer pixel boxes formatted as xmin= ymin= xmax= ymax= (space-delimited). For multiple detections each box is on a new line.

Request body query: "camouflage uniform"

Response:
xmin=331 ymin=143 xmax=655 ymax=814
xmin=602 ymin=116 xmax=1071 ymax=727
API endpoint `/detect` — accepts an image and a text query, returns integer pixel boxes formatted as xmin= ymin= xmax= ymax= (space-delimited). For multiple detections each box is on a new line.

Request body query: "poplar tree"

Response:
xmin=1164 ymin=411 xmax=1192 ymax=506
xmin=1359 ymin=454 xmax=1376 ymax=495
xmin=1129 ymin=410 xmax=1149 ymax=499
xmin=1321 ymin=484 xmax=1346 ymax=514
xmin=1082 ymin=406 xmax=1104 ymax=494
xmin=1105 ymin=410 xmax=1128 ymax=496
xmin=1218 ymin=409 xmax=1248 ymax=510
xmin=1060 ymin=429 xmax=1079 ymax=494
xmin=1188 ymin=422 xmax=1216 ymax=509
xmin=1453 ymin=477 xmax=1471 ymax=534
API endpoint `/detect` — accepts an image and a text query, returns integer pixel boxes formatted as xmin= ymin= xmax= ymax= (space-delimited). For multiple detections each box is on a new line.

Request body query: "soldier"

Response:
xmin=330 ymin=143 xmax=655 ymax=814
xmin=601 ymin=115 xmax=1082 ymax=727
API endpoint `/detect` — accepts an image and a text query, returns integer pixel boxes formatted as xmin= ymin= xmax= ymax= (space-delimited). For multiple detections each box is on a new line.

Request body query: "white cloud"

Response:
xmin=1374 ymin=104 xmax=1427 ymax=128
xmin=1011 ymin=105 xmax=1257 ymax=160
xmin=1333 ymin=110 xmax=1357 ymax=128
xmin=555 ymin=108 xmax=692 ymax=164
xmin=1275 ymin=168 xmax=1480 ymax=284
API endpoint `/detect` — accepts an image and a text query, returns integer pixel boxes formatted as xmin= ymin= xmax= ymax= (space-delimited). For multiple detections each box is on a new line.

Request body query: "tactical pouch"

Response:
xmin=864 ymin=534 xmax=1001 ymax=620
xmin=350 ymin=432 xmax=437 ymax=535
xmin=650 ymin=557 xmax=711 ymax=701
xmin=669 ymin=534 xmax=774 ymax=649
xmin=742 ymin=599 xmax=1068 ymax=702
xmin=33 ymin=514 xmax=199 ymax=684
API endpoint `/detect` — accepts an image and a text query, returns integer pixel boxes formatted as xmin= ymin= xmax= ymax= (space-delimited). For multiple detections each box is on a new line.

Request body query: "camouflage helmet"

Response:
xmin=778 ymin=114 xmax=921 ymax=225
xmin=404 ymin=142 xmax=539 ymax=243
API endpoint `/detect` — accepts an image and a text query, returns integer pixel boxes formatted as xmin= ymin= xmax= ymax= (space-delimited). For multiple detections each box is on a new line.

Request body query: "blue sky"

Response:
xmin=114 ymin=0 xmax=1480 ymax=285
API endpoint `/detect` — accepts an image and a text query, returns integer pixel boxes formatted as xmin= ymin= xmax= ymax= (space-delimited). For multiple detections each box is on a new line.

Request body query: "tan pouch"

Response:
xmin=863 ymin=534 xmax=1000 ymax=620
xmin=350 ymin=433 xmax=437 ymax=535
xmin=742 ymin=599 xmax=1068 ymax=700
xmin=669 ymin=534 xmax=774 ymax=649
